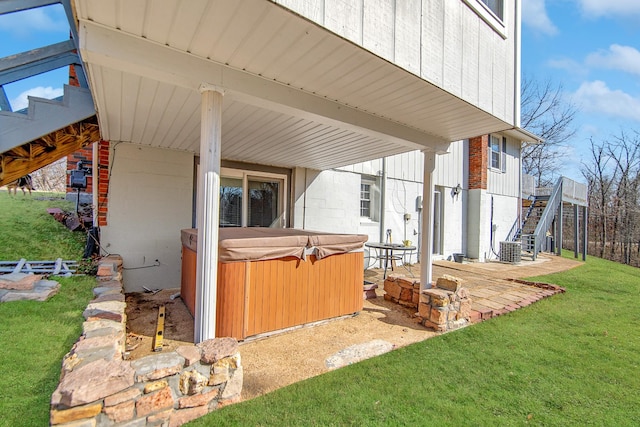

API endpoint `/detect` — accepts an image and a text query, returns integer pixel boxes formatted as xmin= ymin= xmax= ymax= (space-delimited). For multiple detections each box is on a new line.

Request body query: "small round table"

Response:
xmin=365 ymin=242 xmax=416 ymax=279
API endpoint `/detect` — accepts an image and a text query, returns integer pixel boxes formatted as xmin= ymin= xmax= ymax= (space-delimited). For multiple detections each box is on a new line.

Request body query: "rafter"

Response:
xmin=0 ymin=116 xmax=99 ymax=185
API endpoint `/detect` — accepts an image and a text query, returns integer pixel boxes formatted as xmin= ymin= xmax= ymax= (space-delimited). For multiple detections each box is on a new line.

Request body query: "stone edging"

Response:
xmin=50 ymin=255 xmax=242 ymax=426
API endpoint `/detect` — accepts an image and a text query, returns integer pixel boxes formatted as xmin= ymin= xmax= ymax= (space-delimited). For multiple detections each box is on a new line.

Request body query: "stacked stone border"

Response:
xmin=50 ymin=255 xmax=242 ymax=427
xmin=383 ymin=273 xmax=566 ymax=331
xmin=468 ymin=279 xmax=565 ymax=323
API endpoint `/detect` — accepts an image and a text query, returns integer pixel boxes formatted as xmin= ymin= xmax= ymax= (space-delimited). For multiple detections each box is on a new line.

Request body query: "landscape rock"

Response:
xmin=175 ymin=345 xmax=201 ymax=367
xmin=198 ymin=338 xmax=238 ymax=364
xmin=0 ymin=273 xmax=42 ymax=290
xmin=179 ymin=370 xmax=208 ymax=395
xmin=135 ymin=386 xmax=174 ymax=417
xmin=50 ymin=402 xmax=102 ymax=424
xmin=131 ymin=352 xmax=185 ymax=382
xmin=325 ymin=340 xmax=394 ymax=369
xmin=54 ymin=359 xmax=135 ymax=407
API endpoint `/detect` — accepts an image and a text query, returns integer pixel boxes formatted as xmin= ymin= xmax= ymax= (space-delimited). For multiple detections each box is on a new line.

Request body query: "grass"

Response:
xmin=0 ymin=191 xmax=86 ymax=259
xmin=1 ymin=192 xmax=639 ymax=426
xmin=190 ymin=254 xmax=640 ymax=426
xmin=0 ymin=192 xmax=95 ymax=427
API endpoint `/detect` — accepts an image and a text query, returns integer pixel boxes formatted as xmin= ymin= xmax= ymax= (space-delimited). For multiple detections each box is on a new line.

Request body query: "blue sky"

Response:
xmin=0 ymin=3 xmax=69 ymax=110
xmin=2 ymin=1 xmax=639 ymax=182
xmin=522 ymin=0 xmax=640 ymax=180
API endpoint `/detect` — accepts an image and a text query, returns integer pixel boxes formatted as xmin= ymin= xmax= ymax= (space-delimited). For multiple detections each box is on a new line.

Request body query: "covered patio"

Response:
xmin=76 ymin=0 xmax=530 ymax=343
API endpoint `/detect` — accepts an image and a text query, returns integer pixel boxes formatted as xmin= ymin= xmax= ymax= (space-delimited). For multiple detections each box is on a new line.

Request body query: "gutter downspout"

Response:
xmin=514 ymin=0 xmax=522 ymax=128
xmin=379 ymin=157 xmax=387 ymax=244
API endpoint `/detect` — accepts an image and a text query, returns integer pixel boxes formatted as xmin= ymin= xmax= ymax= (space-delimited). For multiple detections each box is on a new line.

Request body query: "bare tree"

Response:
xmin=581 ymin=138 xmax=615 ymax=258
xmin=521 ymin=75 xmax=578 ymax=186
xmin=31 ymin=158 xmax=67 ymax=192
xmin=582 ymin=130 xmax=640 ymax=266
xmin=608 ymin=131 xmax=640 ymax=264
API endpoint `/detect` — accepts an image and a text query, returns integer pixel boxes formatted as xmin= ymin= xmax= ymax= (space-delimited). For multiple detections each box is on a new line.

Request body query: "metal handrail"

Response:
xmin=531 ymin=176 xmax=563 ymax=254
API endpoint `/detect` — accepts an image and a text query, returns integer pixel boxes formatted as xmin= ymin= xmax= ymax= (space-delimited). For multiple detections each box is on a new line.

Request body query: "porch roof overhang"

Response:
xmin=75 ymin=0 xmax=519 ymax=170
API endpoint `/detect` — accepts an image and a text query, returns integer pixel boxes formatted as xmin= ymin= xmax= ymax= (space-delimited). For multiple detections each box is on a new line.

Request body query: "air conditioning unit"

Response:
xmin=499 ymin=241 xmax=521 ymax=264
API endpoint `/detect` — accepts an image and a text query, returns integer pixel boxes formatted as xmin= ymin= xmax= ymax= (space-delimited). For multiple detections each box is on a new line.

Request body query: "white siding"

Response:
xmin=101 ymin=144 xmax=193 ymax=291
xmin=276 ymin=0 xmax=517 ymax=124
xmin=434 ymin=140 xmax=466 ymax=189
xmin=487 ymin=136 xmax=520 ymax=197
xmin=291 ymin=168 xmax=361 ymax=233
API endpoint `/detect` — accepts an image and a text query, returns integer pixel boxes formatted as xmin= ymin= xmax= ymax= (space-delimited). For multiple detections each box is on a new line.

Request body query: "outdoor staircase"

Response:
xmin=506 ymin=176 xmax=588 ymax=261
xmin=516 ymin=195 xmax=549 ymax=240
xmin=0 ymin=0 xmax=98 ymax=185
xmin=0 ymin=85 xmax=95 ymax=155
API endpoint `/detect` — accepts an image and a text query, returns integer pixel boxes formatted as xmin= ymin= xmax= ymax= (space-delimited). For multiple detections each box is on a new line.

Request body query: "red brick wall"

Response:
xmin=468 ymin=135 xmax=488 ymax=190
xmin=97 ymin=140 xmax=110 ymax=226
xmin=66 ymin=147 xmax=94 ymax=194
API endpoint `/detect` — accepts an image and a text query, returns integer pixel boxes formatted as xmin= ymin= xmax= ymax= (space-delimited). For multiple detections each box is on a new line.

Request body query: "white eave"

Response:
xmin=74 ymin=0 xmax=519 ymax=170
xmin=501 ymin=127 xmax=544 ymax=144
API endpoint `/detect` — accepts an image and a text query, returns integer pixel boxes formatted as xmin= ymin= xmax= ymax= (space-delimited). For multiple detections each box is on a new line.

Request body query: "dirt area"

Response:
xmin=124 ymin=254 xmax=582 ymax=401
xmin=125 ymin=289 xmax=194 ymax=359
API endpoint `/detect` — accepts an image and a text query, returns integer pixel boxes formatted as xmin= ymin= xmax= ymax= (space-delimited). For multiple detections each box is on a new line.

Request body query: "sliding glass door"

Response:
xmin=218 ymin=169 xmax=286 ymax=228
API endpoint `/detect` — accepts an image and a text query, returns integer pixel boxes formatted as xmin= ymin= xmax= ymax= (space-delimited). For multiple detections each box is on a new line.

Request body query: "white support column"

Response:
xmin=420 ymin=150 xmax=436 ymax=291
xmin=194 ymin=84 xmax=224 ymax=343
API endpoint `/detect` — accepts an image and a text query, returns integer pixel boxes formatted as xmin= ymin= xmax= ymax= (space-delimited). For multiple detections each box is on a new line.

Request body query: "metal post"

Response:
xmin=582 ymin=206 xmax=588 ymax=261
xmin=556 ymin=202 xmax=563 ymax=256
xmin=420 ymin=150 xmax=436 ymax=291
xmin=194 ymin=85 xmax=224 ymax=343
xmin=574 ymin=204 xmax=579 ymax=258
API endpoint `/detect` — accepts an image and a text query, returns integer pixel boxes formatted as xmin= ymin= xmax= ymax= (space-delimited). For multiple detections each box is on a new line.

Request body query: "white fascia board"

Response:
xmin=78 ymin=20 xmax=451 ymax=153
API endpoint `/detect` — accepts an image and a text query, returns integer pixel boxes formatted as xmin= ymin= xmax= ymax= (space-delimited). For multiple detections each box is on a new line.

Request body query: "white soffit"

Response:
xmin=75 ymin=0 xmax=512 ymax=170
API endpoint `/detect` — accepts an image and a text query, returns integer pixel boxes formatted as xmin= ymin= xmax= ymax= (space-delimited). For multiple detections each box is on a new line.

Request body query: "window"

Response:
xmin=480 ymin=0 xmax=503 ymax=21
xmin=193 ymin=162 xmax=288 ymax=228
xmin=360 ymin=176 xmax=380 ymax=221
xmin=489 ymin=134 xmax=507 ymax=172
xmin=360 ymin=182 xmax=371 ymax=218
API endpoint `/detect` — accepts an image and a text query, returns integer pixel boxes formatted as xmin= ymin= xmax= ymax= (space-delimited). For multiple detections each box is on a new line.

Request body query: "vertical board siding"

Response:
xmin=461 ymin=6 xmax=480 ymax=106
xmin=181 ymin=247 xmax=198 ymax=315
xmin=394 ymin=0 xmax=421 ymax=74
xmin=216 ymin=261 xmax=246 ymax=339
xmin=363 ymin=0 xmax=395 ymax=61
xmin=276 ymin=0 xmax=517 ymax=122
xmin=487 ymin=136 xmax=519 ymax=197
xmin=184 ymin=253 xmax=364 ymax=340
xmin=443 ymin=1 xmax=463 ymax=98
xmin=421 ymin=1 xmax=445 ymax=87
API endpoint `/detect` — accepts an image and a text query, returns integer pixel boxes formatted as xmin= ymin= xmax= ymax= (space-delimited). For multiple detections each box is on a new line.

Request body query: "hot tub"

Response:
xmin=181 ymin=228 xmax=367 ymax=340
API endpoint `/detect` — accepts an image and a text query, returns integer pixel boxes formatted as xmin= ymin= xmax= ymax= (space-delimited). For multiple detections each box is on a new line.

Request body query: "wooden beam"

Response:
xmin=0 ymin=116 xmax=99 ymax=185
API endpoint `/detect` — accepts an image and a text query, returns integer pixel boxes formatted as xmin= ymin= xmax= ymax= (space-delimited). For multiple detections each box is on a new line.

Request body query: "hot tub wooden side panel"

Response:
xmin=244 ymin=253 xmax=364 ymax=338
xmin=181 ymin=246 xmax=364 ymax=340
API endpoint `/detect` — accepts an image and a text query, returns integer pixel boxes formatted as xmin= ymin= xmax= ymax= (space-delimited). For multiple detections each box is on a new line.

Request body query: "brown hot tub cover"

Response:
xmin=181 ymin=228 xmax=368 ymax=263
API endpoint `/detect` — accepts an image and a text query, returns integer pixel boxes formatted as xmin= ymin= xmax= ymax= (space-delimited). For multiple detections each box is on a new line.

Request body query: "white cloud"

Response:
xmin=574 ymin=80 xmax=640 ymax=122
xmin=11 ymin=86 xmax=64 ymax=111
xmin=522 ymin=0 xmax=558 ymax=35
xmin=547 ymin=57 xmax=589 ymax=78
xmin=585 ymin=45 xmax=640 ymax=76
xmin=576 ymin=0 xmax=640 ymax=17
xmin=0 ymin=7 xmax=67 ymax=37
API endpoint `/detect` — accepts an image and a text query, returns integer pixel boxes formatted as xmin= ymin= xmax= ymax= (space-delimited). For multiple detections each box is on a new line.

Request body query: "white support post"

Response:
xmin=420 ymin=150 xmax=436 ymax=291
xmin=194 ymin=84 xmax=224 ymax=343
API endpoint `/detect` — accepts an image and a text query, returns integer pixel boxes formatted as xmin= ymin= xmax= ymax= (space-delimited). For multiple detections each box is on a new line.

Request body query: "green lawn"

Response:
xmin=190 ymin=254 xmax=640 ymax=426
xmin=0 ymin=192 xmax=95 ymax=427
xmin=1 ymin=193 xmax=639 ymax=426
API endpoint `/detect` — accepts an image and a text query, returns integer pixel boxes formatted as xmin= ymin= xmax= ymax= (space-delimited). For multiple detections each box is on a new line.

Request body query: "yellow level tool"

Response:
xmin=152 ymin=305 xmax=165 ymax=352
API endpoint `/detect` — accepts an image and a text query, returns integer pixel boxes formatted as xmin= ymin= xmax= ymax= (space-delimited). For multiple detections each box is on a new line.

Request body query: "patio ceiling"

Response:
xmin=75 ymin=0 xmax=514 ymax=170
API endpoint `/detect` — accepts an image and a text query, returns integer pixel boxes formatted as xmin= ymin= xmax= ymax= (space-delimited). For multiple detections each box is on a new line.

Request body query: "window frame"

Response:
xmin=462 ymin=0 xmax=507 ymax=39
xmin=360 ymin=181 xmax=372 ymax=219
xmin=488 ymin=134 xmax=508 ymax=173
